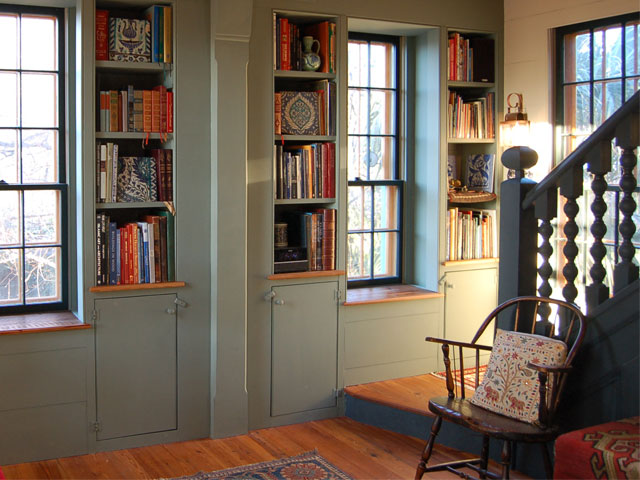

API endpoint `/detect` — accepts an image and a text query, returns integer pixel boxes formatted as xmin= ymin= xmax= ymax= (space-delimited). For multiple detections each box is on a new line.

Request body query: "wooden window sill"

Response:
xmin=0 ymin=311 xmax=90 ymax=336
xmin=344 ymin=284 xmax=443 ymax=306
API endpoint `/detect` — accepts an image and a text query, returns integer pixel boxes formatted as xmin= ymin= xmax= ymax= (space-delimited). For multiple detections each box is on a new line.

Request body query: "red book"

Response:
xmin=167 ymin=90 xmax=174 ymax=133
xmin=151 ymin=89 xmax=161 ymax=133
xmin=279 ymin=17 xmax=289 ymax=70
xmin=122 ymin=225 xmax=129 ymax=284
xmin=142 ymin=90 xmax=152 ymax=133
xmin=327 ymin=142 xmax=335 ymax=198
xmin=95 ymin=10 xmax=109 ymax=61
xmin=274 ymin=92 xmax=282 ymax=135
xmin=153 ymin=85 xmax=168 ymax=133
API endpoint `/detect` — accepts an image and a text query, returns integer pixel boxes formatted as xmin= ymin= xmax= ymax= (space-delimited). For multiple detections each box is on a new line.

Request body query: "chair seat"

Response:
xmin=428 ymin=396 xmax=559 ymax=442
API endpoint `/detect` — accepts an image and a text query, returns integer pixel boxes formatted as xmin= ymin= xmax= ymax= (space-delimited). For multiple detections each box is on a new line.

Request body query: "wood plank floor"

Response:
xmin=0 ymin=417 xmax=528 ymax=479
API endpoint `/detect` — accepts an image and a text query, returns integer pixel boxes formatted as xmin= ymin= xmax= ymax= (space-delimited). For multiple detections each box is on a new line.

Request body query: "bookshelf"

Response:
xmin=444 ymin=29 xmax=499 ymax=266
xmin=271 ymin=12 xmax=339 ymax=277
xmin=93 ymin=3 xmax=178 ymax=289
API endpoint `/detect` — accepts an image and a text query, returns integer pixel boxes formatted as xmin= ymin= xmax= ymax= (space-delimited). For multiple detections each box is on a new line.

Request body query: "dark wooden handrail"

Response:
xmin=522 ymin=90 xmax=639 ymax=210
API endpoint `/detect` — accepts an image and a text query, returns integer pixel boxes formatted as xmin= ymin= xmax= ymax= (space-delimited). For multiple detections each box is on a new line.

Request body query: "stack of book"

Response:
xmin=96 ymin=144 xmax=172 ymax=204
xmin=98 ymin=85 xmax=173 ymax=134
xmin=96 ymin=6 xmax=172 ymax=63
xmin=274 ymin=143 xmax=335 ymax=200
xmin=447 ymin=91 xmax=495 ymax=139
xmin=448 ymin=33 xmax=494 ymax=82
xmin=274 ymin=15 xmax=336 ymax=73
xmin=301 ymin=208 xmax=336 ymax=271
xmin=96 ymin=212 xmax=174 ymax=286
xmin=275 ymin=80 xmax=336 ymax=137
xmin=445 ymin=208 xmax=496 ymax=261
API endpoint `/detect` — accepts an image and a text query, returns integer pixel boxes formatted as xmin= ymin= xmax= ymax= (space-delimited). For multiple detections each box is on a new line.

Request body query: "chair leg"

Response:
xmin=415 ymin=415 xmax=443 ymax=480
xmin=540 ymin=442 xmax=553 ymax=479
xmin=479 ymin=435 xmax=490 ymax=479
xmin=500 ymin=440 xmax=511 ymax=479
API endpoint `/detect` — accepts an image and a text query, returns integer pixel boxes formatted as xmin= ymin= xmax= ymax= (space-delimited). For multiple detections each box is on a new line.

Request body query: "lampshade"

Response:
xmin=500 ymin=93 xmax=530 ymax=147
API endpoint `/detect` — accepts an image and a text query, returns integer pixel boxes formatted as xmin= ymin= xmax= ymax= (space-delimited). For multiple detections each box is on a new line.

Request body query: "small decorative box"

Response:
xmin=109 ymin=18 xmax=151 ymax=63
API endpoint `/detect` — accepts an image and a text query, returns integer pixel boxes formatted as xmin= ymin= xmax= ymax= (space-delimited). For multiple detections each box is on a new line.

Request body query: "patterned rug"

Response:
xmin=173 ymin=450 xmax=353 ymax=480
xmin=430 ymin=364 xmax=487 ymax=390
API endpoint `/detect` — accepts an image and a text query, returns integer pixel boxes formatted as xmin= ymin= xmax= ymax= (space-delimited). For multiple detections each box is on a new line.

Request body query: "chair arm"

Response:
xmin=527 ymin=362 xmax=572 ymax=374
xmin=425 ymin=336 xmax=493 ymax=352
xmin=528 ymin=362 xmax=571 ymax=427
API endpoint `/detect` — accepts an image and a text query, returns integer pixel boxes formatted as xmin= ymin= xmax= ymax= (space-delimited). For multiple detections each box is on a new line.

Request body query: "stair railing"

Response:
xmin=498 ymin=91 xmax=639 ymax=317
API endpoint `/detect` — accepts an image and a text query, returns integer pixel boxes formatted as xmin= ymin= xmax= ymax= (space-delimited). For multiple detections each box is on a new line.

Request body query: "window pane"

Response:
xmin=564 ymin=83 xmax=591 ymax=138
xmin=0 ymin=190 xmax=21 ymax=246
xmin=373 ymin=185 xmax=399 ymax=229
xmin=564 ymin=31 xmax=590 ymax=83
xmin=348 ymin=135 xmax=369 ymax=180
xmin=347 ymin=232 xmax=371 ymax=279
xmin=348 ymin=40 xmax=368 ymax=87
xmin=625 ymin=22 xmax=639 ymax=76
xmin=0 ymin=248 xmax=21 ymax=305
xmin=594 ymin=25 xmax=622 ymax=81
xmin=593 ymin=80 xmax=622 ymax=125
xmin=21 ymin=72 xmax=57 ymax=128
xmin=0 ymin=72 xmax=19 ymax=127
xmin=348 ymin=88 xmax=368 ymax=135
xmin=22 ymin=129 xmax=57 ymax=183
xmin=24 ymin=190 xmax=59 ymax=245
xmin=369 ymin=89 xmax=395 ymax=135
xmin=0 ymin=129 xmax=19 ymax=183
xmin=21 ymin=15 xmax=57 ymax=71
xmin=347 ymin=185 xmax=372 ymax=231
xmin=0 ymin=13 xmax=19 ymax=69
xmin=373 ymin=232 xmax=398 ymax=278
xmin=368 ymin=136 xmax=395 ymax=180
xmin=25 ymin=246 xmax=60 ymax=303
xmin=370 ymin=42 xmax=395 ymax=88
xmin=625 ymin=78 xmax=640 ymax=99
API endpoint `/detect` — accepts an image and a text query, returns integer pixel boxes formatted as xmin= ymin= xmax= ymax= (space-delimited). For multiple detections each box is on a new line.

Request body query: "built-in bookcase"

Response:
xmin=270 ymin=12 xmax=344 ymax=278
xmin=90 ymin=2 xmax=184 ymax=291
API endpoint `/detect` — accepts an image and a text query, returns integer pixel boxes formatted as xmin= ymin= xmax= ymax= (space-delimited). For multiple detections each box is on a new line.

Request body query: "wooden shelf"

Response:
xmin=96 ymin=132 xmax=173 ymax=141
xmin=274 ymin=70 xmax=335 ymax=80
xmin=275 ymin=134 xmax=336 ymax=142
xmin=448 ymin=80 xmax=495 ymax=89
xmin=89 ymin=281 xmax=186 ymax=293
xmin=274 ymin=198 xmax=336 ymax=205
xmin=447 ymin=137 xmax=495 ymax=144
xmin=442 ymin=258 xmax=499 ymax=267
xmin=344 ymin=285 xmax=443 ymax=306
xmin=267 ymin=270 xmax=345 ymax=280
xmin=96 ymin=201 xmax=173 ymax=210
xmin=96 ymin=60 xmax=172 ymax=73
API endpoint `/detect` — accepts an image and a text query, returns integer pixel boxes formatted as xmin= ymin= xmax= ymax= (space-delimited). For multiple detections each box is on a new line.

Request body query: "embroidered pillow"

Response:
xmin=469 ymin=329 xmax=567 ymax=424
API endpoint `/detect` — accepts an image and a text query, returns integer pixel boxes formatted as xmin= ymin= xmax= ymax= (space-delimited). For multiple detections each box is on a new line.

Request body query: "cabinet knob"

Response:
xmin=166 ymin=308 xmax=176 ymax=315
xmin=274 ymin=299 xmax=285 ymax=305
xmin=264 ymin=291 xmax=276 ymax=301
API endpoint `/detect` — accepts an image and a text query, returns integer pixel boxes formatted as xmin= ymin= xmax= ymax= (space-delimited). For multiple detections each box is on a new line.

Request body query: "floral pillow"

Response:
xmin=469 ymin=329 xmax=567 ymax=424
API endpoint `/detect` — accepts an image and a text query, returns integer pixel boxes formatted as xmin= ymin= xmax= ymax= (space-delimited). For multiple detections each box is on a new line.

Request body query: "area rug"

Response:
xmin=430 ymin=364 xmax=487 ymax=390
xmin=174 ymin=450 xmax=353 ymax=480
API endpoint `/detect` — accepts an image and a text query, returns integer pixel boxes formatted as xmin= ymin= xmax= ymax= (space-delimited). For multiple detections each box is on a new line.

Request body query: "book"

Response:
xmin=151 ymin=88 xmax=161 ymax=132
xmin=142 ymin=90 xmax=152 ymax=132
xmin=465 ymin=154 xmax=495 ymax=193
xmin=108 ymin=17 xmax=151 ymax=62
xmin=304 ymin=21 xmax=335 ymax=74
xmin=157 ymin=210 xmax=174 ymax=281
xmin=274 ymin=92 xmax=282 ymax=135
xmin=167 ymin=90 xmax=174 ymax=133
xmin=144 ymin=5 xmax=162 ymax=62
xmin=133 ymin=89 xmax=144 ymax=132
xmin=116 ymin=156 xmax=158 ymax=202
xmin=279 ymin=17 xmax=290 ymax=70
xmin=163 ymin=6 xmax=172 ymax=63
xmin=95 ymin=10 xmax=109 ymax=61
xmin=143 ymin=215 xmax=162 ymax=282
xmin=280 ymin=91 xmax=320 ymax=135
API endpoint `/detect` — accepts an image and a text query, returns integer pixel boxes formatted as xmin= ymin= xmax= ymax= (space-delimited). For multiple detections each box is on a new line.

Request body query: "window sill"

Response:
xmin=0 ymin=311 xmax=90 ymax=336
xmin=343 ymin=284 xmax=443 ymax=306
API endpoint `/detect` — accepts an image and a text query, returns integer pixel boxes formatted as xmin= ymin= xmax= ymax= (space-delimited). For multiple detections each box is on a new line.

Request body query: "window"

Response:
xmin=555 ymin=13 xmax=639 ymax=305
xmin=347 ymin=33 xmax=403 ymax=286
xmin=0 ymin=5 xmax=67 ymax=313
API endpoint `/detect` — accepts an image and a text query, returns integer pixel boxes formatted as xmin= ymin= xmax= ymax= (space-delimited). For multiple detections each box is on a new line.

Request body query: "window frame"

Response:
xmin=0 ymin=3 xmax=68 ymax=314
xmin=347 ymin=32 xmax=403 ymax=287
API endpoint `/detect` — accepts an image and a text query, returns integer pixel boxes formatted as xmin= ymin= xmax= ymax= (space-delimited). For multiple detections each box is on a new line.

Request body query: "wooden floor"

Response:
xmin=2 ymin=417 xmax=487 ymax=479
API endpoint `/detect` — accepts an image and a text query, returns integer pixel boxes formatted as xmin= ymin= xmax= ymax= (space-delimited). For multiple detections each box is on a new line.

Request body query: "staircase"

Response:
xmin=345 ymin=92 xmax=639 ymax=478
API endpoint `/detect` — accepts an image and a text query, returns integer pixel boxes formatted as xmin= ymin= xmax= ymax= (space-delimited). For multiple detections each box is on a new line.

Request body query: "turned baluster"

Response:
xmin=535 ymin=190 xmax=557 ymax=329
xmin=559 ymin=168 xmax=583 ymax=305
xmin=586 ymin=141 xmax=612 ymax=312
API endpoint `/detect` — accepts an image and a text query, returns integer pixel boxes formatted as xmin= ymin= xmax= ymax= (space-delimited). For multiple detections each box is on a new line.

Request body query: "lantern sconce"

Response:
xmin=500 ymin=92 xmax=530 ymax=148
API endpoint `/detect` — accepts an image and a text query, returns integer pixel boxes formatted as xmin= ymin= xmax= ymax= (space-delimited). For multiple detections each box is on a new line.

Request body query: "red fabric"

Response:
xmin=0 ymin=466 xmax=5 ymax=480
xmin=554 ymin=416 xmax=639 ymax=479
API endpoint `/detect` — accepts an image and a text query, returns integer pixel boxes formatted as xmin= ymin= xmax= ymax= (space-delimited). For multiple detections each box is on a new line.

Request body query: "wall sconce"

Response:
xmin=500 ymin=93 xmax=530 ymax=147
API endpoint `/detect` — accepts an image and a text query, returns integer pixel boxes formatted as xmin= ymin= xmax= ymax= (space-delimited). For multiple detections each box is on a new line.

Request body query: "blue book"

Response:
xmin=109 ymin=222 xmax=117 ymax=285
xmin=138 ymin=222 xmax=150 ymax=283
xmin=144 ymin=5 xmax=162 ymax=62
xmin=466 ymin=154 xmax=495 ymax=193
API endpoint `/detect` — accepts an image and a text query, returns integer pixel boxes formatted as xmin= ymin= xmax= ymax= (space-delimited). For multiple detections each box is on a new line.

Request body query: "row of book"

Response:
xmin=445 ymin=208 xmax=496 ymax=261
xmin=96 ymin=144 xmax=173 ymax=203
xmin=274 ymin=143 xmax=335 ymax=200
xmin=447 ymin=91 xmax=495 ymax=139
xmin=302 ymin=208 xmax=336 ymax=271
xmin=448 ymin=33 xmax=494 ymax=83
xmin=98 ymin=85 xmax=173 ymax=134
xmin=275 ymin=80 xmax=336 ymax=136
xmin=274 ymin=15 xmax=336 ymax=73
xmin=96 ymin=212 xmax=174 ymax=286
xmin=96 ymin=6 xmax=172 ymax=63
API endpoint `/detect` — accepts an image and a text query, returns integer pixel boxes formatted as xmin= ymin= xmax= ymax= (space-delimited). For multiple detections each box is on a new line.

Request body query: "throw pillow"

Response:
xmin=469 ymin=328 xmax=567 ymax=424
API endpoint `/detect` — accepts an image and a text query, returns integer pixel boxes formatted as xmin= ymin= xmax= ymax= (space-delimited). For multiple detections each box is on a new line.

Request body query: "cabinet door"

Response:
xmin=271 ymin=282 xmax=338 ymax=417
xmin=444 ymin=268 xmax=497 ymax=346
xmin=95 ymin=294 xmax=177 ymax=440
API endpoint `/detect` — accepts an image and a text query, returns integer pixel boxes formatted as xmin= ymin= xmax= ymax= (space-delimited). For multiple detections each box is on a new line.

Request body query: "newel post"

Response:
xmin=498 ymin=147 xmax=538 ymax=329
